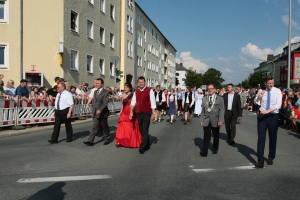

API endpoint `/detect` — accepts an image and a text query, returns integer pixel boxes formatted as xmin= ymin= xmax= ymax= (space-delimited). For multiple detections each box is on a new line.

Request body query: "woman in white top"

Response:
xmin=166 ymin=89 xmax=178 ymax=124
xmin=4 ymin=80 xmax=15 ymax=97
xmin=194 ymin=88 xmax=203 ymax=117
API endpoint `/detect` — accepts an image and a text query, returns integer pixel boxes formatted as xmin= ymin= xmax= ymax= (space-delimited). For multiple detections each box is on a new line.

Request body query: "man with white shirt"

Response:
xmin=48 ymin=82 xmax=74 ymax=143
xmin=182 ymin=86 xmax=195 ymax=124
xmin=76 ymin=84 xmax=85 ymax=97
xmin=153 ymin=85 xmax=166 ymax=123
xmin=254 ymin=75 xmax=282 ymax=169
xmin=130 ymin=76 xmax=156 ymax=154
xmin=176 ymin=87 xmax=184 ymax=117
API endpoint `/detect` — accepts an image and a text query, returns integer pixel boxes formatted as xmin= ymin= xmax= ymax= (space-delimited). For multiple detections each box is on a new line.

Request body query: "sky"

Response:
xmin=136 ymin=0 xmax=300 ymax=84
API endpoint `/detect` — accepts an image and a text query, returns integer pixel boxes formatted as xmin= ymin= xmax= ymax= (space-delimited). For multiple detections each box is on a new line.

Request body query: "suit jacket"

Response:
xmin=223 ymin=92 xmax=242 ymax=118
xmin=200 ymin=94 xmax=225 ymax=127
xmin=92 ymin=88 xmax=109 ymax=118
xmin=239 ymin=92 xmax=246 ymax=108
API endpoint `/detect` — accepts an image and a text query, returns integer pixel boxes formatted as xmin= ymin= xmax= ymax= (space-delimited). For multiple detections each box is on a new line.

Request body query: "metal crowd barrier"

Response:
xmin=0 ymin=97 xmax=122 ymax=128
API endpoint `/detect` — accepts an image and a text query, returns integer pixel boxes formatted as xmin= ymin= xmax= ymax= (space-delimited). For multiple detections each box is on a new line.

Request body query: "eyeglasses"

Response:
xmin=207 ymin=88 xmax=214 ymax=90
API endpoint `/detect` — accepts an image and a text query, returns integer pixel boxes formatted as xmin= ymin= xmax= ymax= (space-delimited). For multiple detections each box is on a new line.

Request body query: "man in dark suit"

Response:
xmin=84 ymin=78 xmax=110 ymax=146
xmin=223 ymin=83 xmax=242 ymax=146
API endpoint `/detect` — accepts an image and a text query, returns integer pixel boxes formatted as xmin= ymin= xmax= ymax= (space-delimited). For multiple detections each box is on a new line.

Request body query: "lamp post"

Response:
xmin=287 ymin=0 xmax=292 ymax=88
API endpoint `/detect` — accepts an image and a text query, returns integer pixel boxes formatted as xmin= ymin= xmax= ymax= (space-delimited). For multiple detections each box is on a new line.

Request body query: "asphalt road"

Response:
xmin=0 ymin=110 xmax=300 ymax=200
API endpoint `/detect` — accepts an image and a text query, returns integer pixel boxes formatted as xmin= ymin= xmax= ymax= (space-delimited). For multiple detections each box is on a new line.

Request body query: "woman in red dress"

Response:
xmin=115 ymin=83 xmax=141 ymax=148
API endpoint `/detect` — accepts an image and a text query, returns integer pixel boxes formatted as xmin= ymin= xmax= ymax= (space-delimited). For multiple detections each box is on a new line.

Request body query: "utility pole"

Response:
xmin=287 ymin=0 xmax=292 ymax=88
xmin=20 ymin=0 xmax=23 ymax=80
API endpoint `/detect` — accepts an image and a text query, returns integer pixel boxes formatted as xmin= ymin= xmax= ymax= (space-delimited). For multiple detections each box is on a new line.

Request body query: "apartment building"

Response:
xmin=0 ymin=0 xmax=176 ymax=89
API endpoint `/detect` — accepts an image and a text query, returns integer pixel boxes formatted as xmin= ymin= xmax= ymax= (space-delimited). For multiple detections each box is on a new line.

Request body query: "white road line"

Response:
xmin=17 ymin=175 xmax=112 ymax=183
xmin=192 ymin=169 xmax=216 ymax=173
xmin=228 ymin=165 xmax=256 ymax=170
xmin=189 ymin=165 xmax=195 ymax=168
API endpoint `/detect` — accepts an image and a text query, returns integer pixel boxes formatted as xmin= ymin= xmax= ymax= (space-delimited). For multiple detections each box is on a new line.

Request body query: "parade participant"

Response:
xmin=83 ymin=78 xmax=110 ymax=146
xmin=115 ymin=83 xmax=141 ymax=148
xmin=153 ymin=85 xmax=166 ymax=123
xmin=176 ymin=87 xmax=183 ymax=117
xmin=182 ymin=87 xmax=194 ymax=124
xmin=48 ymin=82 xmax=74 ymax=143
xmin=200 ymin=84 xmax=224 ymax=156
xmin=166 ymin=89 xmax=177 ymax=124
xmin=223 ymin=84 xmax=242 ymax=145
xmin=254 ymin=75 xmax=282 ymax=169
xmin=130 ymin=76 xmax=156 ymax=154
xmin=194 ymin=88 xmax=203 ymax=117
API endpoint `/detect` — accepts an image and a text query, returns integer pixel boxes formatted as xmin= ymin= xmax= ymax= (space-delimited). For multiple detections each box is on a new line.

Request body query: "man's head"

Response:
xmin=54 ymin=77 xmax=60 ymax=84
xmin=53 ymin=85 xmax=58 ymax=92
xmin=264 ymin=75 xmax=274 ymax=90
xmin=77 ymin=84 xmax=82 ymax=89
xmin=193 ymin=87 xmax=197 ymax=91
xmin=177 ymin=87 xmax=181 ymax=92
xmin=227 ymin=83 xmax=234 ymax=93
xmin=93 ymin=79 xmax=97 ymax=87
xmin=207 ymin=84 xmax=216 ymax=96
xmin=186 ymin=87 xmax=191 ymax=93
xmin=0 ymin=74 xmax=4 ymax=80
xmin=81 ymin=81 xmax=85 ymax=86
xmin=57 ymin=83 xmax=66 ymax=93
xmin=95 ymin=78 xmax=104 ymax=89
xmin=237 ymin=87 xmax=242 ymax=93
xmin=137 ymin=76 xmax=146 ymax=89
xmin=156 ymin=85 xmax=161 ymax=91
xmin=20 ymin=79 xmax=28 ymax=87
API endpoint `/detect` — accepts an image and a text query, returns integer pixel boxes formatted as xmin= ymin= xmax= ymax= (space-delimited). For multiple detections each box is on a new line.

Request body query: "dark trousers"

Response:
xmin=88 ymin=117 xmax=110 ymax=143
xmin=257 ymin=114 xmax=279 ymax=162
xmin=137 ymin=112 xmax=151 ymax=149
xmin=202 ymin=122 xmax=220 ymax=155
xmin=225 ymin=110 xmax=237 ymax=142
xmin=51 ymin=108 xmax=73 ymax=141
xmin=177 ymin=100 xmax=183 ymax=112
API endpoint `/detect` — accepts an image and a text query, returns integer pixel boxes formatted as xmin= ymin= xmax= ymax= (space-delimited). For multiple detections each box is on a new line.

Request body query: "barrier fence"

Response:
xmin=0 ymin=97 xmax=122 ymax=128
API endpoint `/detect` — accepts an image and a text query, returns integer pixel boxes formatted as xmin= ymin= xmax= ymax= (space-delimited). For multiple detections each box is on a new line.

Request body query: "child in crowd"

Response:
xmin=285 ymin=98 xmax=293 ymax=128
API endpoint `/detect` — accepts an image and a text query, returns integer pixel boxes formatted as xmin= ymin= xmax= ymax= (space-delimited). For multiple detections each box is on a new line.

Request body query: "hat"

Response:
xmin=20 ymin=79 xmax=28 ymax=83
xmin=197 ymin=88 xmax=202 ymax=93
xmin=291 ymin=106 xmax=295 ymax=110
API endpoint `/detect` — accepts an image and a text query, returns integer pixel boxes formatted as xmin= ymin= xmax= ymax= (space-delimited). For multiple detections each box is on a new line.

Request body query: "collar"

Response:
xmin=138 ymin=86 xmax=146 ymax=91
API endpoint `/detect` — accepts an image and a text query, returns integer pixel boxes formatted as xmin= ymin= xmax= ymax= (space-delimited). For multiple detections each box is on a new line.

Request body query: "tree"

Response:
xmin=183 ymin=69 xmax=203 ymax=88
xmin=248 ymin=71 xmax=267 ymax=88
xmin=202 ymin=68 xmax=225 ymax=89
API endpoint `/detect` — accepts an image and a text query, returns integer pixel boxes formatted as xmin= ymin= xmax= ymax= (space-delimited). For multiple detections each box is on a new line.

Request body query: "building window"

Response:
xmin=127 ymin=15 xmax=133 ymax=33
xmin=0 ymin=0 xmax=8 ymax=23
xmin=110 ymin=62 xmax=115 ymax=76
xmin=0 ymin=44 xmax=8 ymax=69
xmin=127 ymin=0 xmax=133 ymax=9
xmin=144 ymin=49 xmax=146 ymax=61
xmin=87 ymin=55 xmax=93 ymax=73
xmin=110 ymin=4 xmax=115 ymax=20
xmin=110 ymin=33 xmax=114 ymax=48
xmin=88 ymin=0 xmax=94 ymax=5
xmin=70 ymin=50 xmax=78 ymax=70
xmin=137 ymin=35 xmax=142 ymax=47
xmin=144 ymin=30 xmax=146 ymax=42
xmin=100 ymin=0 xmax=105 ymax=13
xmin=100 ymin=27 xmax=105 ymax=44
xmin=87 ymin=20 xmax=93 ymax=39
xmin=71 ymin=11 xmax=78 ymax=32
xmin=127 ymin=40 xmax=133 ymax=58
xmin=137 ymin=13 xmax=143 ymax=26
xmin=99 ymin=58 xmax=105 ymax=75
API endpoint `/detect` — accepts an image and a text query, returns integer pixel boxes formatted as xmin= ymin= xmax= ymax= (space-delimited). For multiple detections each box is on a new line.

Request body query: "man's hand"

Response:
xmin=259 ymin=90 xmax=265 ymax=98
xmin=67 ymin=113 xmax=71 ymax=119
xmin=85 ymin=104 xmax=89 ymax=109
xmin=200 ymin=122 xmax=204 ymax=127
xmin=151 ymin=113 xmax=155 ymax=121
xmin=218 ymin=121 xmax=223 ymax=126
xmin=260 ymin=110 xmax=269 ymax=115
xmin=96 ymin=110 xmax=101 ymax=115
xmin=159 ymin=102 xmax=162 ymax=105
xmin=189 ymin=105 xmax=192 ymax=108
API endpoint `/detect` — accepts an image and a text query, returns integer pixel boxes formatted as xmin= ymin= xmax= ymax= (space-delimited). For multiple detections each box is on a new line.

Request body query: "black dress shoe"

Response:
xmin=255 ymin=161 xmax=264 ymax=169
xmin=48 ymin=140 xmax=58 ymax=144
xmin=66 ymin=139 xmax=72 ymax=142
xmin=83 ymin=141 xmax=94 ymax=146
xmin=229 ymin=141 xmax=235 ymax=146
xmin=212 ymin=149 xmax=218 ymax=154
xmin=200 ymin=152 xmax=207 ymax=157
xmin=97 ymin=134 xmax=103 ymax=137
xmin=139 ymin=148 xmax=145 ymax=154
xmin=103 ymin=141 xmax=110 ymax=145
xmin=266 ymin=158 xmax=273 ymax=165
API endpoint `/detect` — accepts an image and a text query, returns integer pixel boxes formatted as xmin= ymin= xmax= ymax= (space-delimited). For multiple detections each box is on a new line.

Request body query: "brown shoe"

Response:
xmin=255 ymin=161 xmax=264 ymax=169
xmin=189 ymin=119 xmax=192 ymax=124
xmin=266 ymin=158 xmax=273 ymax=165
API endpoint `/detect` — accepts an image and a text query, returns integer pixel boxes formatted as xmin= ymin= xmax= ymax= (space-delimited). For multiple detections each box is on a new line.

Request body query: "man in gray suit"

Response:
xmin=200 ymin=84 xmax=225 ymax=156
xmin=237 ymin=87 xmax=246 ymax=115
xmin=84 ymin=78 xmax=110 ymax=146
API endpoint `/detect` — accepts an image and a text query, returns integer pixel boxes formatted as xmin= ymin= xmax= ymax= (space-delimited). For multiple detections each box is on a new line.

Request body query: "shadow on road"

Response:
xmin=94 ymin=126 xmax=117 ymax=145
xmin=21 ymin=182 xmax=66 ymax=200
xmin=150 ymin=135 xmax=158 ymax=145
xmin=287 ymin=131 xmax=300 ymax=139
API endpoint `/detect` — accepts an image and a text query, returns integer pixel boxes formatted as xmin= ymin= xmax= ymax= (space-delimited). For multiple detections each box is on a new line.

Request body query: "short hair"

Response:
xmin=53 ymin=85 xmax=58 ymax=89
xmin=207 ymin=84 xmax=215 ymax=89
xmin=264 ymin=75 xmax=273 ymax=82
xmin=58 ymin=82 xmax=66 ymax=89
xmin=6 ymin=80 xmax=14 ymax=88
xmin=137 ymin=76 xmax=146 ymax=82
xmin=69 ymin=86 xmax=76 ymax=90
xmin=156 ymin=85 xmax=161 ymax=88
xmin=228 ymin=83 xmax=234 ymax=87
xmin=54 ymin=77 xmax=60 ymax=82
xmin=186 ymin=86 xmax=191 ymax=92
xmin=96 ymin=78 xmax=104 ymax=84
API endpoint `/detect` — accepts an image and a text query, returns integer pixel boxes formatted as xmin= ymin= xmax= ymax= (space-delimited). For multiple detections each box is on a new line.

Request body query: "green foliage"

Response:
xmin=248 ymin=70 xmax=267 ymax=88
xmin=183 ymin=69 xmax=203 ymax=88
xmin=202 ymin=68 xmax=225 ymax=89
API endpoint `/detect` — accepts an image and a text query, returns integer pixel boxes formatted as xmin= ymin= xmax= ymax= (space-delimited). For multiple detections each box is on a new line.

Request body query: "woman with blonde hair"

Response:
xmin=4 ymin=79 xmax=16 ymax=97
xmin=0 ymin=80 xmax=10 ymax=99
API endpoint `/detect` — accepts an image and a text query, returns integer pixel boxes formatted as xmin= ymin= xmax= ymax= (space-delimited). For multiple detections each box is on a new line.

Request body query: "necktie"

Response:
xmin=266 ymin=90 xmax=270 ymax=110
xmin=209 ymin=96 xmax=212 ymax=108
xmin=96 ymin=89 xmax=100 ymax=98
xmin=57 ymin=93 xmax=61 ymax=110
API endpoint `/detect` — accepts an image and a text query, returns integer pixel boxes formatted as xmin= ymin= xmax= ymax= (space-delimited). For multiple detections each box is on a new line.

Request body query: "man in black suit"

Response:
xmin=223 ymin=83 xmax=242 ymax=146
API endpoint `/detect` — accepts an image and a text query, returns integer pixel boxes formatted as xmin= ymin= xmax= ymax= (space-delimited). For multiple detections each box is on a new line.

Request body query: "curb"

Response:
xmin=0 ymin=114 xmax=119 ymax=139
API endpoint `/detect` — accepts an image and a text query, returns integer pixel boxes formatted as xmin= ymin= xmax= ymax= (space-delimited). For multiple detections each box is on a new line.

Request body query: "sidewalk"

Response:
xmin=0 ymin=114 xmax=119 ymax=139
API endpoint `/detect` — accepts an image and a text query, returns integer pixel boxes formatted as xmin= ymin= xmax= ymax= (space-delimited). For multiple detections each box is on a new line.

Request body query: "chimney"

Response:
xmin=180 ymin=63 xmax=183 ymax=66
xmin=267 ymin=54 xmax=274 ymax=61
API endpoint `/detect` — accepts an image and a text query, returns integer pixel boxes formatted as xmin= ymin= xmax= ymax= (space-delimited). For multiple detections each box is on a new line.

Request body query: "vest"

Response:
xmin=177 ymin=92 xmax=182 ymax=100
xmin=136 ymin=87 xmax=152 ymax=113
xmin=154 ymin=90 xmax=163 ymax=102
xmin=185 ymin=92 xmax=193 ymax=104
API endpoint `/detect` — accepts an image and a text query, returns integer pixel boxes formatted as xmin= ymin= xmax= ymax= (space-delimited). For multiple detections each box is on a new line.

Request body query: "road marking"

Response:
xmin=17 ymin=175 xmax=112 ymax=183
xmin=189 ymin=165 xmax=195 ymax=168
xmin=228 ymin=165 xmax=256 ymax=170
xmin=192 ymin=169 xmax=216 ymax=173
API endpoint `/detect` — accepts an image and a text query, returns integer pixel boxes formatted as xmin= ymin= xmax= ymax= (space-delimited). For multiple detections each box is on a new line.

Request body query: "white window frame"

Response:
xmin=99 ymin=58 xmax=105 ymax=75
xmin=144 ymin=30 xmax=146 ymax=42
xmin=71 ymin=10 xmax=79 ymax=32
xmin=0 ymin=43 xmax=9 ymax=69
xmin=110 ymin=4 xmax=115 ymax=21
xmin=88 ymin=0 xmax=94 ymax=5
xmin=100 ymin=27 xmax=105 ymax=44
xmin=127 ymin=40 xmax=133 ymax=58
xmin=100 ymin=0 xmax=105 ymax=13
xmin=127 ymin=0 xmax=133 ymax=9
xmin=87 ymin=19 xmax=94 ymax=39
xmin=110 ymin=33 xmax=115 ymax=48
xmin=87 ymin=54 xmax=93 ymax=73
xmin=70 ymin=49 xmax=79 ymax=71
xmin=110 ymin=61 xmax=115 ymax=76
xmin=0 ymin=0 xmax=9 ymax=23
xmin=127 ymin=15 xmax=133 ymax=33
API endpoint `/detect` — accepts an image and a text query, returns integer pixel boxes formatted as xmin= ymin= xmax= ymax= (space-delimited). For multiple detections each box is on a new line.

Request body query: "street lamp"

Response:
xmin=258 ymin=59 xmax=276 ymax=78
